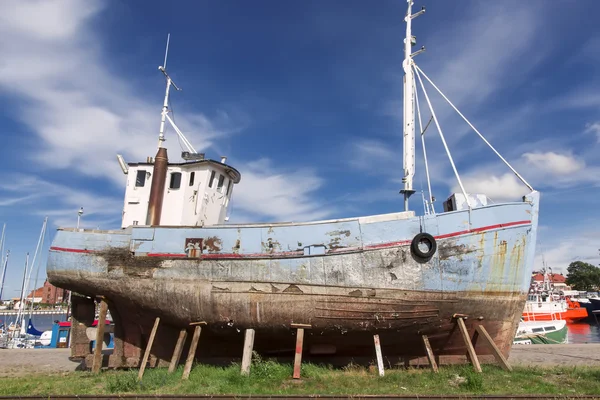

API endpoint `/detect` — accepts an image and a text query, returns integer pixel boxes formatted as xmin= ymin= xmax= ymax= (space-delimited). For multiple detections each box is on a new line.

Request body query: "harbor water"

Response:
xmin=568 ymin=321 xmax=600 ymax=344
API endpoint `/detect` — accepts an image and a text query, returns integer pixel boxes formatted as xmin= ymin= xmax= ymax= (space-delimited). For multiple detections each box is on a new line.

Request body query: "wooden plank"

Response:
xmin=138 ymin=317 xmax=160 ymax=381
xmin=456 ymin=317 xmax=482 ymax=373
xmin=421 ymin=335 xmax=438 ymax=373
xmin=290 ymin=323 xmax=312 ymax=329
xmin=91 ymin=299 xmax=108 ymax=374
xmin=168 ymin=329 xmax=188 ymax=373
xmin=189 ymin=321 xmax=207 ymax=326
xmin=240 ymin=328 xmax=255 ymax=376
xmin=182 ymin=325 xmax=202 ymax=380
xmin=475 ymin=325 xmax=512 ymax=372
xmin=292 ymin=328 xmax=305 ymax=379
xmin=373 ymin=334 xmax=384 ymax=377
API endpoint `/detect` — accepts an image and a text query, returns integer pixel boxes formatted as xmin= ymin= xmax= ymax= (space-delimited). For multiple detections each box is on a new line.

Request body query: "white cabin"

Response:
xmin=121 ymin=158 xmax=241 ymax=228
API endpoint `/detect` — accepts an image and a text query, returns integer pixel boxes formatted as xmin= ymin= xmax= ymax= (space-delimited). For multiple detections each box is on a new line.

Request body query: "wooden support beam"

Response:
xmin=290 ymin=323 xmax=312 ymax=329
xmin=373 ymin=334 xmax=384 ymax=377
xmin=240 ymin=328 xmax=255 ymax=376
xmin=168 ymin=328 xmax=188 ymax=373
xmin=475 ymin=325 xmax=512 ymax=372
xmin=182 ymin=325 xmax=202 ymax=380
xmin=138 ymin=317 xmax=160 ymax=381
xmin=421 ymin=334 xmax=438 ymax=373
xmin=292 ymin=328 xmax=305 ymax=379
xmin=456 ymin=317 xmax=481 ymax=373
xmin=91 ymin=299 xmax=108 ymax=374
xmin=189 ymin=321 xmax=207 ymax=326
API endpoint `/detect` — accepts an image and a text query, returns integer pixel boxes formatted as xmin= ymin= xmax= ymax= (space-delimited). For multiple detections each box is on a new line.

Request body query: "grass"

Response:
xmin=1 ymin=354 xmax=600 ymax=397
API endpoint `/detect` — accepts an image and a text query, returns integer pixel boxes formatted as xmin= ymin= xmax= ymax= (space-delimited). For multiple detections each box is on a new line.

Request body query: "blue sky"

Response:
xmin=0 ymin=0 xmax=599 ymax=299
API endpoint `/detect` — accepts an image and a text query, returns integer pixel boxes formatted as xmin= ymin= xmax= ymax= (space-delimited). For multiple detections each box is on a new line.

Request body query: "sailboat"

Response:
xmin=47 ymin=1 xmax=540 ymax=369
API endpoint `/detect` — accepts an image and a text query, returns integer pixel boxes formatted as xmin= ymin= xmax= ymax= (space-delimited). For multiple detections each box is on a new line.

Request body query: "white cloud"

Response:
xmin=585 ymin=122 xmax=600 ymax=142
xmin=451 ymin=172 xmax=530 ymax=202
xmin=535 ymin=234 xmax=600 ymax=274
xmin=0 ymin=0 xmax=233 ymax=186
xmin=0 ymin=174 xmax=122 ymax=228
xmin=231 ymin=159 xmax=331 ymax=222
xmin=0 ymin=0 xmax=332 ymax=225
xmin=522 ymin=152 xmax=585 ymax=176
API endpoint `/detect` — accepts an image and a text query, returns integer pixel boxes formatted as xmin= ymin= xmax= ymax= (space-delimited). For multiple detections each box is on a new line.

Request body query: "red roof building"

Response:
xmin=532 ymin=272 xmax=566 ymax=284
xmin=27 ymin=280 xmax=69 ymax=304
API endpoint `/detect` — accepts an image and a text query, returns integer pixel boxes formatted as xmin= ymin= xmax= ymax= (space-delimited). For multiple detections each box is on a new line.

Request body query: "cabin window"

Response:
xmin=217 ymin=174 xmax=225 ymax=192
xmin=135 ymin=170 xmax=146 ymax=187
xmin=226 ymin=180 xmax=232 ymax=196
xmin=532 ymin=327 xmax=545 ymax=333
xmin=169 ymin=172 xmax=182 ymax=189
xmin=208 ymin=170 xmax=216 ymax=188
xmin=189 ymin=171 xmax=195 ymax=186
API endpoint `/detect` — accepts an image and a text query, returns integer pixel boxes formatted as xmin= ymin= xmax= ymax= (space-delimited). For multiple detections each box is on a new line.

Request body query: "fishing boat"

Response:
xmin=513 ymin=319 xmax=568 ymax=345
xmin=522 ymin=270 xmax=588 ymax=323
xmin=47 ymin=1 xmax=540 ymax=369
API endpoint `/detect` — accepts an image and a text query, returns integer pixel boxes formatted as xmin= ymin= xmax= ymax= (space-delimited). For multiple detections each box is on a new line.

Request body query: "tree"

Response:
xmin=566 ymin=261 xmax=600 ymax=291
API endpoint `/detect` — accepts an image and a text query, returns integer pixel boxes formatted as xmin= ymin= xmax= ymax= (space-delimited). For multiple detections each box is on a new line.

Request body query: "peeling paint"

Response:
xmin=204 ymin=236 xmax=222 ymax=253
xmin=283 ymin=284 xmax=303 ymax=293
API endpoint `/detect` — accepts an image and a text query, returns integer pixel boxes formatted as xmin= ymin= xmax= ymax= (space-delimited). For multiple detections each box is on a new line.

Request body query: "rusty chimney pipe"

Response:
xmin=146 ymin=147 xmax=168 ymax=226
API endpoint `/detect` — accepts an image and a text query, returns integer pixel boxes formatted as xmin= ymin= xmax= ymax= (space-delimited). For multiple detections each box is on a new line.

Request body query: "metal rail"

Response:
xmin=2 ymin=395 xmax=599 ymax=400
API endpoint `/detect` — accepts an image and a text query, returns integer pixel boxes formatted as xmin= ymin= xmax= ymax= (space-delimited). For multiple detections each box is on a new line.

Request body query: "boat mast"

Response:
xmin=400 ymin=1 xmax=424 ymax=211
xmin=157 ymin=33 xmax=181 ymax=150
xmin=0 ymin=251 xmax=9 ymax=301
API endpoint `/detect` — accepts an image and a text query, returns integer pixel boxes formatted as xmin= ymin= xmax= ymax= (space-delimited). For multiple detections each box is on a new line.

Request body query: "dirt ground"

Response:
xmin=1 ymin=345 xmax=600 ymax=377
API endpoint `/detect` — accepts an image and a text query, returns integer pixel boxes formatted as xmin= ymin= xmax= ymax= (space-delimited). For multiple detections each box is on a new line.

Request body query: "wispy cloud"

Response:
xmin=536 ymin=232 xmax=600 ymax=273
xmin=347 ymin=139 xmax=398 ymax=173
xmin=0 ymin=0 xmax=237 ymax=186
xmin=231 ymin=159 xmax=330 ymax=222
xmin=0 ymin=174 xmax=122 ymax=228
xmin=585 ymin=122 xmax=600 ymax=143
xmin=0 ymin=0 xmax=332 ymax=225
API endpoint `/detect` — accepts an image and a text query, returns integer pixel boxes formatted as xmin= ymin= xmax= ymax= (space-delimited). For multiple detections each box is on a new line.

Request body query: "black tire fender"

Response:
xmin=411 ymin=232 xmax=437 ymax=260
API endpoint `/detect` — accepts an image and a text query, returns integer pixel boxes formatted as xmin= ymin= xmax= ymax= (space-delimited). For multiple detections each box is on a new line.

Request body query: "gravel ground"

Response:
xmin=508 ymin=344 xmax=600 ymax=367
xmin=1 ymin=345 xmax=600 ymax=377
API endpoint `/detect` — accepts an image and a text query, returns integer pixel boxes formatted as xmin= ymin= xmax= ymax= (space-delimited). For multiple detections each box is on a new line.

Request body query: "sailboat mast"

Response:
xmin=0 ymin=251 xmax=9 ymax=300
xmin=401 ymin=0 xmax=416 ymax=211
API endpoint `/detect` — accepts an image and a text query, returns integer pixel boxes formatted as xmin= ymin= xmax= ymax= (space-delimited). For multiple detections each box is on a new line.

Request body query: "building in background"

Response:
xmin=27 ymin=280 xmax=69 ymax=305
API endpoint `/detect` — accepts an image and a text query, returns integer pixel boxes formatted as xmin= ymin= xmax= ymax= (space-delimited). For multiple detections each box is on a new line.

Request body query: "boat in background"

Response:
xmin=522 ymin=270 xmax=588 ymax=323
xmin=513 ymin=319 xmax=568 ymax=345
xmin=47 ymin=1 xmax=541 ymax=369
xmin=522 ymin=292 xmax=587 ymax=323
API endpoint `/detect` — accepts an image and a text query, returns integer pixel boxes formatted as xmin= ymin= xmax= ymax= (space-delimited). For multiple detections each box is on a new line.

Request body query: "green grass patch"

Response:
xmin=1 ymin=356 xmax=600 ymax=396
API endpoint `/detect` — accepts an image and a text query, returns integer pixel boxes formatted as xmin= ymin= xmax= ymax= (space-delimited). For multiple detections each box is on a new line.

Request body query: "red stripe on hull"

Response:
xmin=49 ymin=219 xmax=531 ymax=259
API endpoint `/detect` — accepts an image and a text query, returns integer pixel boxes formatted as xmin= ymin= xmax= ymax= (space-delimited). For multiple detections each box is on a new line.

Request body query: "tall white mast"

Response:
xmin=400 ymin=0 xmax=425 ymax=211
xmin=157 ymin=33 xmax=181 ymax=150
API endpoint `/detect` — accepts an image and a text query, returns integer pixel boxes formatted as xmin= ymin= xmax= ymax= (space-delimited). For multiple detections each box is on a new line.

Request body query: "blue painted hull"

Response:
xmin=47 ymin=192 xmax=539 ymax=365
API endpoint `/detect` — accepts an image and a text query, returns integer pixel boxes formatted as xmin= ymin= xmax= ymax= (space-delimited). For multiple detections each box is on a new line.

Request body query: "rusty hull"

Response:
xmin=48 ymin=192 xmax=540 ymax=368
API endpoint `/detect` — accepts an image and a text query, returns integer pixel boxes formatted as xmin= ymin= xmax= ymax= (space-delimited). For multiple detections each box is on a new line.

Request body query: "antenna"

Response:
xmin=157 ymin=33 xmax=181 ymax=149
xmin=163 ymin=33 xmax=171 ymax=70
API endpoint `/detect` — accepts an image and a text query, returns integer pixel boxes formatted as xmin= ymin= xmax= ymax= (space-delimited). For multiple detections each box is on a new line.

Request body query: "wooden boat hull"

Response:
xmin=47 ymin=192 xmax=540 ymax=367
